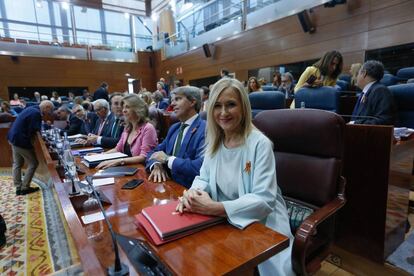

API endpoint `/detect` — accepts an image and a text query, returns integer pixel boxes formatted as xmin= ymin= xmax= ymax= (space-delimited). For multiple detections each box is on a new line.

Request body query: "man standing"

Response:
xmin=8 ymin=100 xmax=54 ymax=195
xmin=93 ymin=82 xmax=109 ymax=101
xmin=351 ymin=60 xmax=396 ymax=125
xmin=146 ymin=86 xmax=206 ymax=188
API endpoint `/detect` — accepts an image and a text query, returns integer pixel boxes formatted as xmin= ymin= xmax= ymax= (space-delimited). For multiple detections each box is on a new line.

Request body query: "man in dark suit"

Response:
xmin=93 ymin=82 xmax=109 ymax=101
xmin=351 ymin=60 xmax=396 ymax=125
xmin=80 ymin=96 xmax=123 ymax=148
xmin=146 ymin=86 xmax=206 ymax=188
xmin=57 ymin=105 xmax=83 ymax=135
xmin=72 ymin=104 xmax=98 ymax=135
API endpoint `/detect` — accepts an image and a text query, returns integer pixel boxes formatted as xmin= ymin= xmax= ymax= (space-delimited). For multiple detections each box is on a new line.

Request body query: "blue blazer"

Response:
xmin=146 ymin=115 xmax=206 ymax=188
xmin=92 ymin=113 xmax=115 ymax=137
xmin=80 ymin=112 xmax=99 ymax=135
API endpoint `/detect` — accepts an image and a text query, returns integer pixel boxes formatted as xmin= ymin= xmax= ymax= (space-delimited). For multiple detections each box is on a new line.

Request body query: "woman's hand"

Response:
xmin=176 ymin=189 xmax=226 ymax=217
xmin=96 ymin=159 xmax=120 ymax=169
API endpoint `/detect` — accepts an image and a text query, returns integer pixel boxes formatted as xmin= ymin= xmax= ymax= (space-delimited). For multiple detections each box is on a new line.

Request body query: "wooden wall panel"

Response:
xmin=0 ymin=52 xmax=156 ymax=100
xmin=156 ymin=0 xmax=414 ymax=84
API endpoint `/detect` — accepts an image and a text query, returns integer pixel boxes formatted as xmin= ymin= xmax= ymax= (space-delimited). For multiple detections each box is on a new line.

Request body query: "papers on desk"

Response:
xmin=81 ymin=212 xmax=104 ymax=224
xmin=71 ymin=147 xmax=104 ymax=156
xmin=394 ymin=127 xmax=414 ymax=139
xmin=82 ymin=152 xmax=127 ymax=168
xmin=68 ymin=134 xmax=87 ymax=140
xmin=81 ymin=177 xmax=115 ymax=187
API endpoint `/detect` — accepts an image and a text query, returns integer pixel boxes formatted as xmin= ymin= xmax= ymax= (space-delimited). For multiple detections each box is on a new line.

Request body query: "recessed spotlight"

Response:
xmin=61 ymin=2 xmax=69 ymax=10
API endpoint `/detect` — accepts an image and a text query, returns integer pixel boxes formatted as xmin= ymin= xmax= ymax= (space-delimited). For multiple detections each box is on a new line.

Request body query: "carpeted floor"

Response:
xmin=387 ymin=230 xmax=414 ymax=275
xmin=0 ymin=171 xmax=82 ymax=275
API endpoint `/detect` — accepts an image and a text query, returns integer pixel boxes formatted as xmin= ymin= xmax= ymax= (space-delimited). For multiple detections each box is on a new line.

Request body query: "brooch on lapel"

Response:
xmin=244 ymin=161 xmax=251 ymax=174
xmin=191 ymin=127 xmax=197 ymax=134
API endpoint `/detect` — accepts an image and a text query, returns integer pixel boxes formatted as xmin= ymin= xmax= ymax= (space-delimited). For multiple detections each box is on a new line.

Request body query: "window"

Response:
xmin=104 ymin=10 xmax=130 ymax=35
xmin=4 ymin=0 xmax=36 ymax=22
xmin=74 ymin=6 xmax=100 ymax=31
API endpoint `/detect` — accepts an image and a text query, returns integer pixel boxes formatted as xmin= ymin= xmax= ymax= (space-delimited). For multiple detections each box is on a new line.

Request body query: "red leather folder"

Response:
xmin=141 ymin=200 xmax=225 ymax=239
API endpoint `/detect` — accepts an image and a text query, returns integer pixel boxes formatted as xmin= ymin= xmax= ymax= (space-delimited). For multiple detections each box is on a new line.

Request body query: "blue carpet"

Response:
xmin=387 ymin=232 xmax=414 ymax=274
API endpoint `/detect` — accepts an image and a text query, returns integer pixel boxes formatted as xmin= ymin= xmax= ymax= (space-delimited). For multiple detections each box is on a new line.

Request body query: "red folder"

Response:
xmin=135 ymin=200 xmax=225 ymax=245
xmin=141 ymin=200 xmax=225 ymax=239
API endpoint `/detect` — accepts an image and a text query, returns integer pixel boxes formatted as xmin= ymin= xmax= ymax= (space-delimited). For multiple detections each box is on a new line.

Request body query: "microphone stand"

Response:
xmin=85 ymin=176 xmax=129 ymax=276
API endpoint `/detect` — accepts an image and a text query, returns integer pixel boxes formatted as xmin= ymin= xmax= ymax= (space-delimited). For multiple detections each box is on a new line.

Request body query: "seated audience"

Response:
xmin=80 ymin=95 xmax=124 ymax=148
xmin=350 ymin=60 xmax=396 ymax=125
xmin=33 ymin=91 xmax=41 ymax=103
xmin=1 ymin=101 xmax=17 ymax=116
xmin=51 ymin=91 xmax=62 ymax=103
xmin=272 ymin=71 xmax=281 ymax=87
xmin=349 ymin=63 xmax=362 ymax=91
xmin=140 ymin=92 xmax=154 ymax=106
xmin=72 ymin=104 xmax=98 ymax=135
xmin=176 ymin=78 xmax=294 ymax=276
xmin=279 ymin=72 xmax=295 ymax=98
xmin=248 ymin=77 xmax=262 ymax=93
xmin=56 ymin=105 xmax=82 ymax=135
xmin=152 ymin=91 xmax=168 ymax=110
xmin=68 ymin=91 xmax=75 ymax=101
xmin=96 ymin=94 xmax=158 ymax=169
xmin=74 ymin=96 xmax=84 ymax=105
xmin=41 ymin=95 xmax=49 ymax=101
xmin=200 ymin=86 xmax=210 ymax=112
xmin=10 ymin=93 xmax=22 ymax=106
xmin=156 ymin=82 xmax=167 ymax=98
xmin=295 ymin=50 xmax=343 ymax=92
xmin=146 ymin=86 xmax=206 ymax=188
xmin=220 ymin=68 xmax=231 ymax=79
xmin=82 ymin=89 xmax=91 ymax=101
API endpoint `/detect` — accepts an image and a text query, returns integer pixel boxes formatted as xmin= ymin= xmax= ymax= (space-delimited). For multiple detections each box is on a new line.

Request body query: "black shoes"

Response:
xmin=0 ymin=215 xmax=6 ymax=248
xmin=16 ymin=187 xmax=40 ymax=196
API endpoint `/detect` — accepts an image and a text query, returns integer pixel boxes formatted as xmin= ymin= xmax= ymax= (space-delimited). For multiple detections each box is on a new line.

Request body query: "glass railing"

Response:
xmin=159 ymin=0 xmax=332 ymax=58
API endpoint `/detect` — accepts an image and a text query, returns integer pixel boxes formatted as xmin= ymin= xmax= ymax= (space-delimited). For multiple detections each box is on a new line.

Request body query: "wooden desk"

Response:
xmin=37 ymin=134 xmax=289 ymax=275
xmin=334 ymin=125 xmax=412 ymax=267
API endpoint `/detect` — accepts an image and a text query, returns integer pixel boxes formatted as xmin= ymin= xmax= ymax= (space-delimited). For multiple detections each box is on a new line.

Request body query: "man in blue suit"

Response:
xmin=146 ymin=86 xmax=206 ymax=188
xmin=351 ymin=60 xmax=396 ymax=125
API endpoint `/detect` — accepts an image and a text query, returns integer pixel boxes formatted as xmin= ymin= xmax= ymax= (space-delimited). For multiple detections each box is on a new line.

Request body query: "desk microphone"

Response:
xmin=85 ymin=175 xmax=129 ymax=276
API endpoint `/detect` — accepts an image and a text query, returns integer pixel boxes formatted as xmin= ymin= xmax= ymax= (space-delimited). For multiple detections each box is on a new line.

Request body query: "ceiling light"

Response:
xmin=61 ymin=2 xmax=69 ymax=10
xmin=151 ymin=13 xmax=158 ymax=22
xmin=35 ymin=0 xmax=42 ymax=8
xmin=124 ymin=13 xmax=130 ymax=19
xmin=181 ymin=2 xmax=193 ymax=12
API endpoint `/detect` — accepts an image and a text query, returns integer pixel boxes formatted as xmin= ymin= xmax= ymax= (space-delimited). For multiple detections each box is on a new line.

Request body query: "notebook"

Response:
xmin=82 ymin=152 xmax=128 ymax=168
xmin=140 ymin=200 xmax=225 ymax=239
xmin=94 ymin=166 xmax=138 ymax=178
xmin=71 ymin=147 xmax=104 ymax=156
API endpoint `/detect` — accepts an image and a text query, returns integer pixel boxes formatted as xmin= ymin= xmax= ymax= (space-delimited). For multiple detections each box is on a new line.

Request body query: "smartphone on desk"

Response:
xmin=122 ymin=179 xmax=144 ymax=190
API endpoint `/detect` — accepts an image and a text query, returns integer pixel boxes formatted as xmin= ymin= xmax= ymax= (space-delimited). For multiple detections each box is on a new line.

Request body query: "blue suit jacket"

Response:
xmin=80 ymin=112 xmax=98 ymax=135
xmin=352 ymin=82 xmax=396 ymax=125
xmin=146 ymin=115 xmax=206 ymax=188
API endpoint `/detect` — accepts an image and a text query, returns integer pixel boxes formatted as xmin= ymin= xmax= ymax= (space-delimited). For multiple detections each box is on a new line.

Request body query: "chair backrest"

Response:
xmin=335 ymin=79 xmax=349 ymax=91
xmin=12 ymin=106 xmax=23 ymax=114
xmin=380 ymin=73 xmax=399 ymax=86
xmin=25 ymin=101 xmax=38 ymax=107
xmin=253 ymin=109 xmax=345 ymax=208
xmin=396 ymin=67 xmax=414 ymax=81
xmin=338 ymin=74 xmax=351 ymax=83
xmin=294 ymin=86 xmax=340 ymax=113
xmin=148 ymin=106 xmax=165 ymax=140
xmin=389 ymin=83 xmax=414 ymax=128
xmin=248 ymin=91 xmax=285 ymax=118
xmin=261 ymin=86 xmax=279 ymax=91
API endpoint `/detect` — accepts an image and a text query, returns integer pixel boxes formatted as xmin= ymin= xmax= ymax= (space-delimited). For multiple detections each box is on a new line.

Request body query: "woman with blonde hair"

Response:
xmin=176 ymin=78 xmax=294 ymax=276
xmin=96 ymin=94 xmax=158 ymax=169
xmin=349 ymin=63 xmax=362 ymax=91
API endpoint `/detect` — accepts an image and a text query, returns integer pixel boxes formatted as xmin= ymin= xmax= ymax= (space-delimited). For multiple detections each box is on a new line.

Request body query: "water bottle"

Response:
xmin=300 ymin=101 xmax=306 ymax=109
xmin=63 ymin=132 xmax=71 ymax=151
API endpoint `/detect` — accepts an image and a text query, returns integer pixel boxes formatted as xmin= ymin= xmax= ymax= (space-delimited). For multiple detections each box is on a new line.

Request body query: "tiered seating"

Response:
xmin=248 ymin=91 xmax=285 ymax=118
xmin=295 ymin=86 xmax=340 ymax=113
xmin=389 ymin=83 xmax=414 ymax=128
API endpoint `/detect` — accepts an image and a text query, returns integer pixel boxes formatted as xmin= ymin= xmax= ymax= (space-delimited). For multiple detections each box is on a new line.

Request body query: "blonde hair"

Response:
xmin=206 ymin=78 xmax=253 ymax=156
xmin=122 ymin=94 xmax=149 ymax=130
xmin=350 ymin=63 xmax=362 ymax=87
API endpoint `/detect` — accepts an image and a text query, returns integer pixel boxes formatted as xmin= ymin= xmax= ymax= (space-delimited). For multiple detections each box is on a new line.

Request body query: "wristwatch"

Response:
xmin=120 ymin=159 xmax=126 ymax=166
